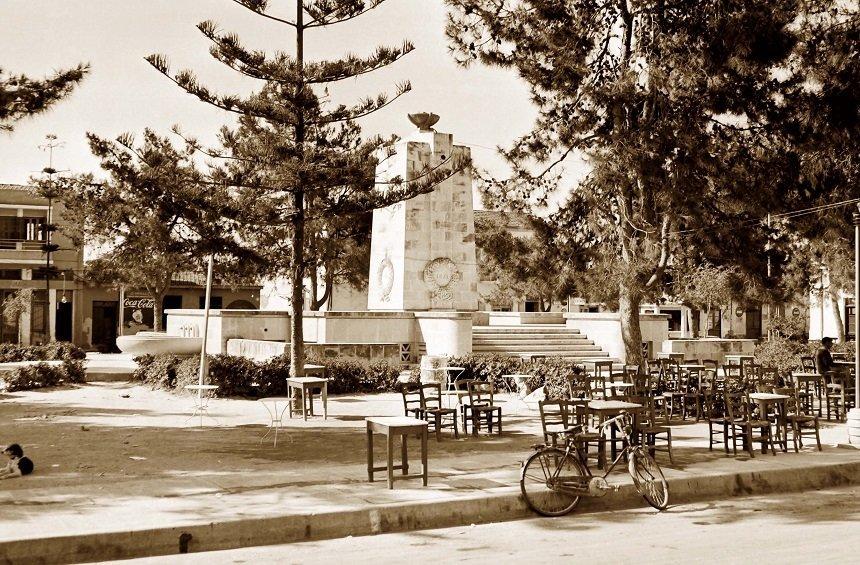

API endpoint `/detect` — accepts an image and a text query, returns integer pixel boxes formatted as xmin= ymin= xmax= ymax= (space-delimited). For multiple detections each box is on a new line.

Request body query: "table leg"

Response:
xmin=288 ymin=385 xmax=294 ymax=419
xmin=401 ymin=433 xmax=409 ymax=475
xmin=323 ymin=383 xmax=328 ymax=420
xmin=421 ymin=427 xmax=428 ymax=486
xmin=301 ymin=386 xmax=308 ymax=421
xmin=367 ymin=427 xmax=374 ymax=482
xmin=386 ymin=432 xmax=394 ymax=489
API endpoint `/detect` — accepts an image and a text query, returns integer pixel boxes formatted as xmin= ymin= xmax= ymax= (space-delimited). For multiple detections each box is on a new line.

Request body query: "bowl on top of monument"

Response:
xmin=408 ymin=112 xmax=440 ymax=131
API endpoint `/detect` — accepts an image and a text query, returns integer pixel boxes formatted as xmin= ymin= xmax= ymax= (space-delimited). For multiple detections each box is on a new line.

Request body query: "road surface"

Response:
xmin=120 ymin=486 xmax=860 ymax=564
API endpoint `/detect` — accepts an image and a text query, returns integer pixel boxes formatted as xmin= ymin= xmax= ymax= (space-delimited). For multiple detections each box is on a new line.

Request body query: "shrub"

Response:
xmin=754 ymin=337 xmax=815 ymax=380
xmin=133 ymin=353 xmax=183 ymax=389
xmin=0 ymin=342 xmax=86 ymax=363
xmin=3 ymin=360 xmax=85 ymax=392
xmin=447 ymin=353 xmax=584 ymax=398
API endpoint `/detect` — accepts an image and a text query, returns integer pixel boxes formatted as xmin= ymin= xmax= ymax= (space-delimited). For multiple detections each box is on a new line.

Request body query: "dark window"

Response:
xmin=162 ymin=295 xmax=183 ymax=329
xmin=199 ymin=295 xmax=222 ymax=309
xmin=708 ymin=309 xmax=722 ymax=337
xmin=0 ymin=270 xmax=21 ymax=280
xmin=524 ymin=300 xmax=539 ymax=313
xmin=665 ymin=309 xmax=682 ymax=332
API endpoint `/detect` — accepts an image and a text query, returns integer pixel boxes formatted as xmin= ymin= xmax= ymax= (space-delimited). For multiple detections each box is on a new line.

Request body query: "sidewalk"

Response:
xmin=1 ymin=382 xmax=858 ymax=564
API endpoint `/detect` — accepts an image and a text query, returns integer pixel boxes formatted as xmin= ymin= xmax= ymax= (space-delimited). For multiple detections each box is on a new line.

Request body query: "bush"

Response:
xmin=3 ymin=360 xmax=86 ymax=392
xmin=133 ymin=353 xmax=183 ymax=389
xmin=0 ymin=342 xmax=86 ymax=363
xmin=754 ymin=337 xmax=816 ymax=380
xmin=447 ymin=353 xmax=584 ymax=398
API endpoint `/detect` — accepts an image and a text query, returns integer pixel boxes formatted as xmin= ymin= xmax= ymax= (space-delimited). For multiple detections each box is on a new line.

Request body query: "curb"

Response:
xmin=3 ymin=459 xmax=860 ymax=564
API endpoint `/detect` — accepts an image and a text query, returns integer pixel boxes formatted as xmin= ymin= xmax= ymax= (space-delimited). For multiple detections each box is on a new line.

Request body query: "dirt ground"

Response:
xmin=0 ymin=382 xmax=542 ymax=492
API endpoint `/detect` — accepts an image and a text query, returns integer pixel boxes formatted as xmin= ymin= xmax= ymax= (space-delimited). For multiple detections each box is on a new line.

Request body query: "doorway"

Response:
xmin=745 ymin=308 xmax=762 ymax=339
xmin=55 ymin=296 xmax=73 ymax=342
xmin=92 ymin=301 xmax=119 ymax=353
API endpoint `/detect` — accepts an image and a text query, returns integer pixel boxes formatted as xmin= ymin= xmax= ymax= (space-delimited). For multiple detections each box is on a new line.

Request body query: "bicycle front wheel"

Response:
xmin=520 ymin=448 xmax=584 ymax=517
xmin=629 ymin=448 xmax=669 ymax=510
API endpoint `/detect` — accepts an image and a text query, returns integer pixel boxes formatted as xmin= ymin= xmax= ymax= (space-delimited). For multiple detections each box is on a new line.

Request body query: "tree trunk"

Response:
xmin=309 ymin=265 xmax=319 ymax=311
xmin=619 ymin=283 xmax=644 ymax=366
xmin=151 ymin=288 xmax=167 ymax=332
xmin=830 ymin=290 xmax=845 ymax=343
xmin=289 ymin=1 xmax=306 ymax=383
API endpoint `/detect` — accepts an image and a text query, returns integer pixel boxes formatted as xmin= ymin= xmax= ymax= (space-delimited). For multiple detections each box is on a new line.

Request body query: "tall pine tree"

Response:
xmin=147 ymin=1 xmax=464 ymax=377
xmin=446 ymin=0 xmax=843 ymax=363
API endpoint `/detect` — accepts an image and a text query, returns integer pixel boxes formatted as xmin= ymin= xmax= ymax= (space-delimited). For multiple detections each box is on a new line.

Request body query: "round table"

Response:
xmin=258 ymin=397 xmax=293 ymax=447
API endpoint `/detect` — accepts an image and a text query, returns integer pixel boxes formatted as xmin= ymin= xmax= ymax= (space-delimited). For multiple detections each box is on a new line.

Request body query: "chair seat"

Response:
xmin=739 ymin=419 xmax=772 ymax=427
xmin=424 ymin=407 xmax=456 ymax=416
xmin=639 ymin=425 xmax=670 ymax=434
xmin=788 ymin=414 xmax=818 ymax=423
xmin=573 ymin=431 xmax=602 ymax=441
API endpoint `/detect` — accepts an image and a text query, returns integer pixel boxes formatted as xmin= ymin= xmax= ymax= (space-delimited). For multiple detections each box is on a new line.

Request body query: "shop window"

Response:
xmin=199 ymin=295 xmax=223 ymax=309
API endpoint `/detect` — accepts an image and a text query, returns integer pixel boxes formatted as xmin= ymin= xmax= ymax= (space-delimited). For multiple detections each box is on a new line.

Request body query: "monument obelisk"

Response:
xmin=368 ymin=114 xmax=478 ymax=312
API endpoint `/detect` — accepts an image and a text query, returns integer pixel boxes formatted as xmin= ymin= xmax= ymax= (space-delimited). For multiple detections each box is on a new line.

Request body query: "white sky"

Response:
xmin=0 ymin=0 xmax=552 ymax=189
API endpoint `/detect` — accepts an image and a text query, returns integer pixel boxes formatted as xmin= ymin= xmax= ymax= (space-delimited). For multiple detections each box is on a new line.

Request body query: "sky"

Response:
xmin=0 ymin=0 xmax=551 ymax=190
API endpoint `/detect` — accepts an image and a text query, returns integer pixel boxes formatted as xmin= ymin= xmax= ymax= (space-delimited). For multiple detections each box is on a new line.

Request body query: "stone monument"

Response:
xmin=368 ymin=114 xmax=479 ymax=312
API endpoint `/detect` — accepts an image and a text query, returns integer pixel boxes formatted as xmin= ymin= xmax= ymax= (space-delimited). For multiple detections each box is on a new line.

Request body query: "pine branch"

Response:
xmin=0 ymin=64 xmax=89 ymax=131
xmin=304 ymin=42 xmax=415 ymax=83
xmin=145 ymin=54 xmax=299 ymax=124
xmin=312 ymin=81 xmax=411 ymax=124
xmin=305 ymin=0 xmax=387 ymax=28
xmin=228 ymin=0 xmax=297 ymax=28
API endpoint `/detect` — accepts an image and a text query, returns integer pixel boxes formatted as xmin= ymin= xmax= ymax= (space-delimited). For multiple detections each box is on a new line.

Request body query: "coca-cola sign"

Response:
xmin=124 ymin=297 xmax=155 ymax=309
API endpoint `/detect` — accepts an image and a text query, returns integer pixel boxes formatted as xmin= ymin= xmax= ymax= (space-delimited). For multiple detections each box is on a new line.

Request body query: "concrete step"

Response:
xmin=473 ymin=344 xmax=604 ymax=353
xmin=473 ymin=336 xmax=594 ymax=344
xmin=471 ymin=349 xmax=611 ymax=359
xmin=473 ymin=325 xmax=579 ymax=335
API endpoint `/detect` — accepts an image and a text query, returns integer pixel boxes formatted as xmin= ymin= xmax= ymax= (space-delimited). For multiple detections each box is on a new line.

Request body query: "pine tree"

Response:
xmin=446 ymin=0 xmax=845 ymax=363
xmin=0 ymin=65 xmax=88 ymax=131
xmin=147 ymin=1 xmax=465 ymax=377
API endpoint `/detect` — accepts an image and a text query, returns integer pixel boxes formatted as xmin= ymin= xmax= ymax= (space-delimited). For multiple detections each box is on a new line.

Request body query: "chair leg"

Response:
xmin=434 ymin=414 xmax=442 ymax=442
xmin=453 ymin=412 xmax=459 ymax=439
xmin=814 ymin=423 xmax=822 ymax=451
xmin=723 ymin=423 xmax=730 ymax=454
xmin=667 ymin=429 xmax=675 ymax=465
xmin=708 ymin=423 xmax=714 ymax=451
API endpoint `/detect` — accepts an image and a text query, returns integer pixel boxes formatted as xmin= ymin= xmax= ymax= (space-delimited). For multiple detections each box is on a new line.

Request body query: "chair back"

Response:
xmin=538 ymin=399 xmax=569 ymax=442
xmin=800 ymin=356 xmax=817 ymax=372
xmin=567 ymin=399 xmax=591 ymax=430
xmin=401 ymin=382 xmax=422 ymax=416
xmin=774 ymin=387 xmax=801 ymax=416
xmin=723 ymin=363 xmax=744 ymax=391
xmin=567 ymin=375 xmax=591 ymax=399
xmin=587 ymin=374 xmax=607 ymax=400
xmin=419 ymin=382 xmax=444 ymax=411
xmin=724 ymin=391 xmax=750 ymax=422
xmin=702 ymin=359 xmax=719 ymax=372
xmin=631 ymin=373 xmax=651 ymax=396
xmin=467 ymin=380 xmax=495 ymax=406
xmin=760 ymin=366 xmax=780 ymax=387
xmin=592 ymin=360 xmax=614 ymax=379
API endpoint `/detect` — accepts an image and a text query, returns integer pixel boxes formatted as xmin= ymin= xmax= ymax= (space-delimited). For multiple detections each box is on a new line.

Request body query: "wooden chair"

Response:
xmin=464 ymin=381 xmax=502 ymax=436
xmin=707 ymin=389 xmax=732 ymax=453
xmin=726 ymin=392 xmax=777 ymax=457
xmin=401 ymin=382 xmax=423 ymax=419
xmin=566 ymin=375 xmax=591 ymax=399
xmin=722 ymin=363 xmax=744 ymax=392
xmin=683 ymin=366 xmax=705 ymax=421
xmin=631 ymin=395 xmax=674 ymax=465
xmin=590 ymin=360 xmax=614 ymax=399
xmin=419 ymin=382 xmax=459 ymax=441
xmin=800 ymin=356 xmax=817 ymax=372
xmin=538 ymin=399 xmax=570 ymax=447
xmin=661 ymin=359 xmax=686 ymax=420
xmin=760 ymin=366 xmax=780 ymax=388
xmin=775 ymin=386 xmax=821 ymax=452
xmin=567 ymin=399 xmax=605 ymax=469
xmin=824 ymin=373 xmax=847 ymax=421
xmin=451 ymin=378 xmax=473 ymax=425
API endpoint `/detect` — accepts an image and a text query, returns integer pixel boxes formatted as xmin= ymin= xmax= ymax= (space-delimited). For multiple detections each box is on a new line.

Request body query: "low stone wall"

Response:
xmin=226 ymin=339 xmax=404 ymax=365
xmin=564 ymin=312 xmax=670 ymax=363
xmin=166 ymin=309 xmax=290 ymax=354
xmin=662 ymin=338 xmax=757 ymax=365
xmin=480 ymin=312 xmax=566 ymax=326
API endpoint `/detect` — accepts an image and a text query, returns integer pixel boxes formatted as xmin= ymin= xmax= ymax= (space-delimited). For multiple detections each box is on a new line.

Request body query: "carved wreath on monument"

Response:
xmin=376 ymin=253 xmax=394 ymax=302
xmin=422 ymin=257 xmax=461 ymax=301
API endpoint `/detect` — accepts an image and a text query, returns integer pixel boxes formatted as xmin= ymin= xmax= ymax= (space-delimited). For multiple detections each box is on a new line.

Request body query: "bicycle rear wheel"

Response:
xmin=629 ymin=448 xmax=669 ymax=510
xmin=520 ymin=447 xmax=585 ymax=517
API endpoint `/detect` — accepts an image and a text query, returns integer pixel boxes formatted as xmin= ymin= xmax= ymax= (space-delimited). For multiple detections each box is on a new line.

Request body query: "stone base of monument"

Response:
xmin=116 ymin=332 xmax=202 ymax=356
xmin=848 ymin=408 xmax=860 ymax=446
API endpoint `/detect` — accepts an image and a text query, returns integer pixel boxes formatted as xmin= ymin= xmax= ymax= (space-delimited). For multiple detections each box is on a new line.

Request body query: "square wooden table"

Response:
xmin=588 ymin=400 xmax=643 ymax=467
xmin=286 ymin=376 xmax=328 ymax=421
xmin=749 ymin=392 xmax=790 ymax=452
xmin=366 ymin=416 xmax=428 ymax=489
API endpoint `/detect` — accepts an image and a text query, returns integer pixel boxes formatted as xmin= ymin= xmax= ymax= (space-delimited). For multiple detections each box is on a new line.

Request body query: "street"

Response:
xmin=125 ymin=486 xmax=860 ymax=564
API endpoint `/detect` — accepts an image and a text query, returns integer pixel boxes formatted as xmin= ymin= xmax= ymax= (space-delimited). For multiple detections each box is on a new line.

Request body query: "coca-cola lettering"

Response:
xmin=124 ymin=297 xmax=155 ymax=309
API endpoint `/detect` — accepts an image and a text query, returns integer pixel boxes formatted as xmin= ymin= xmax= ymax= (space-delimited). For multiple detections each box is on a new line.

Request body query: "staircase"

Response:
xmin=472 ymin=325 xmax=615 ymax=362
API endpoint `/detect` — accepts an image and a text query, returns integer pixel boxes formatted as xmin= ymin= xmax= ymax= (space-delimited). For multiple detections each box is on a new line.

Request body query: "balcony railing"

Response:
xmin=0 ymin=239 xmax=47 ymax=251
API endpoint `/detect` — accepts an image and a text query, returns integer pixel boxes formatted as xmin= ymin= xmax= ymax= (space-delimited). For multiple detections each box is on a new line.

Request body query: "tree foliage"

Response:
xmin=0 ymin=64 xmax=88 ymax=131
xmin=57 ymin=130 xmax=244 ymax=331
xmin=148 ymin=0 xmax=467 ymax=377
xmin=446 ymin=0 xmax=851 ymax=362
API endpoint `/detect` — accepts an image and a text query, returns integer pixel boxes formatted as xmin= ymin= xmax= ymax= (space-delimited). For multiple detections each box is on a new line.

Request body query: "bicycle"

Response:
xmin=520 ymin=411 xmax=669 ymax=516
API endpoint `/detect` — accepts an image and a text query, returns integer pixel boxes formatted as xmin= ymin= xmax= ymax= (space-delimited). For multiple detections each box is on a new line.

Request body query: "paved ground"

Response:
xmin=121 ymin=485 xmax=860 ymax=564
xmin=0 ymin=379 xmax=857 ymax=561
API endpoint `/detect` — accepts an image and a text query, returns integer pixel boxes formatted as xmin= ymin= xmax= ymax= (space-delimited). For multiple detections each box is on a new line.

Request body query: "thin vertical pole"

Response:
xmin=766 ymin=212 xmax=772 ymax=341
xmin=854 ymin=205 xmax=859 ymax=409
xmin=197 ymin=254 xmax=214 ymax=424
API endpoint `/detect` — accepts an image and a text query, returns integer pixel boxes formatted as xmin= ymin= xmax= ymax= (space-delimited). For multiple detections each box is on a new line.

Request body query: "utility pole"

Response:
xmin=38 ymin=134 xmax=64 ymax=344
xmin=766 ymin=212 xmax=772 ymax=341
xmin=849 ymin=204 xmax=860 ymax=445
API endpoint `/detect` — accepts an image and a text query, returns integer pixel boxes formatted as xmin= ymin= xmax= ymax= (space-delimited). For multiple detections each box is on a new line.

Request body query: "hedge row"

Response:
xmin=133 ymin=353 xmax=404 ymax=397
xmin=0 ymin=342 xmax=86 ymax=363
xmin=133 ymin=352 xmax=590 ymax=399
xmin=3 ymin=360 xmax=86 ymax=392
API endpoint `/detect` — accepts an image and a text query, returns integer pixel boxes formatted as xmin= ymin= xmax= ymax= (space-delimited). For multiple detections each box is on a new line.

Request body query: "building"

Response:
xmin=0 ymin=184 xmax=260 ymax=351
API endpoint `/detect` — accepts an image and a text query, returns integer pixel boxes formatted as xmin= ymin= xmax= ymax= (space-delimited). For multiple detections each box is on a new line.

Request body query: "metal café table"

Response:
xmin=588 ymin=400 xmax=644 ymax=468
xmin=749 ymin=392 xmax=790 ymax=452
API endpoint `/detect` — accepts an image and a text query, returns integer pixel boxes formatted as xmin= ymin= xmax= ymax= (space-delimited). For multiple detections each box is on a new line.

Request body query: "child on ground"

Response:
xmin=0 ymin=444 xmax=34 ymax=479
